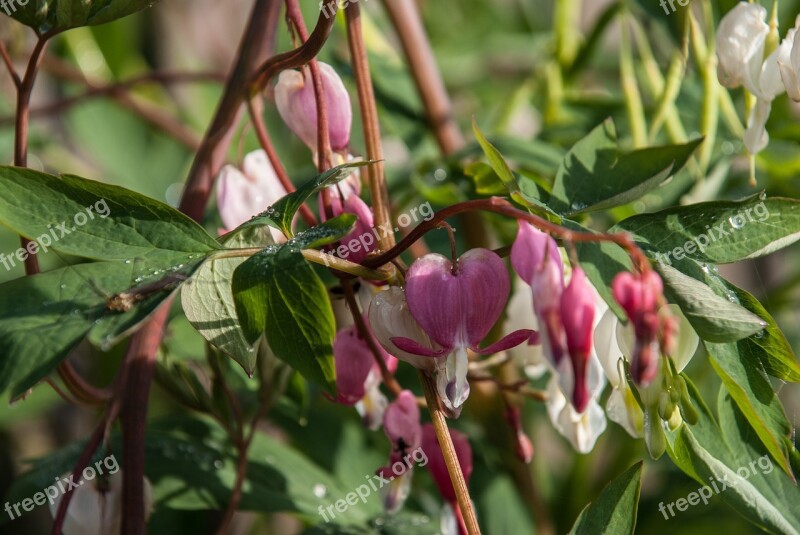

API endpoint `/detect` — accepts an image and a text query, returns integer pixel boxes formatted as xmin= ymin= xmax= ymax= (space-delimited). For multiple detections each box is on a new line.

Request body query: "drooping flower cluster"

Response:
xmin=506 ymin=222 xmax=699 ymax=453
xmin=716 ymin=3 xmax=800 ymax=154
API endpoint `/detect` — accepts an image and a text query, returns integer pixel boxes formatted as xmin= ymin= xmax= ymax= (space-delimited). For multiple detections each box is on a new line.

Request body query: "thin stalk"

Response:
xmin=342 ymin=279 xmax=403 ymax=396
xmin=345 ymin=3 xmax=394 ymax=251
xmin=246 ymin=96 xmax=318 ymax=227
xmin=420 ymin=372 xmax=481 ymax=535
xmin=619 ymin=16 xmax=647 ymax=148
xmin=364 ymin=197 xmax=651 ymax=274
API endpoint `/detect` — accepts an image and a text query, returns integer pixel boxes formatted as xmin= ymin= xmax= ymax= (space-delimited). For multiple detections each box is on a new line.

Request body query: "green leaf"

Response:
xmin=568 ymin=462 xmax=643 ymax=535
xmin=0 ymin=168 xmax=220 ymax=266
xmin=232 ymin=247 xmax=336 ymax=394
xmin=181 ymin=229 xmax=275 ymax=376
xmin=730 ymin=285 xmax=800 ymax=383
xmin=0 ymin=260 xmax=191 ymax=397
xmin=5 ymin=416 xmax=368 ymax=524
xmin=472 ymin=119 xmax=559 ymax=219
xmin=7 ymin=0 xmax=159 ymax=34
xmin=656 ymin=263 xmax=766 ymax=342
xmin=706 ymin=341 xmax=794 ymax=479
xmin=614 ymin=195 xmax=800 ymax=264
xmin=664 ymin=378 xmax=800 ymax=535
xmin=234 ymin=162 xmax=370 ymax=238
xmin=549 ymin=119 xmax=701 ymax=215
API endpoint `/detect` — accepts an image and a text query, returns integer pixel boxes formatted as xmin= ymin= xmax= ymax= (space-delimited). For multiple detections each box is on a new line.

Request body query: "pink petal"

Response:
xmin=333 ymin=325 xmax=374 ymax=405
xmin=457 ymin=248 xmax=511 ymax=348
xmin=405 ymin=254 xmax=463 ymax=348
xmin=474 ymin=329 xmax=534 ymax=355
xmin=384 ymin=390 xmax=422 ymax=451
xmin=390 ymin=337 xmax=449 ymax=357
xmin=274 ymin=62 xmax=352 ymax=153
xmin=510 ymin=222 xmax=562 ymax=285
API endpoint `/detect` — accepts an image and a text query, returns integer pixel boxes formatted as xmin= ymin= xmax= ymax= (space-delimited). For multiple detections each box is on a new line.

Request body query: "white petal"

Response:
xmin=546 ymin=376 xmax=607 ymax=453
xmin=595 ymin=308 xmax=624 ymax=387
xmin=356 ymin=371 xmax=389 ymax=431
xmin=663 ymin=304 xmax=700 ymax=372
xmin=744 ymin=98 xmax=772 ymax=154
xmin=716 ymin=3 xmax=769 ymax=89
xmin=605 ymin=375 xmax=644 ymax=438
xmin=437 ymin=347 xmax=471 ymax=410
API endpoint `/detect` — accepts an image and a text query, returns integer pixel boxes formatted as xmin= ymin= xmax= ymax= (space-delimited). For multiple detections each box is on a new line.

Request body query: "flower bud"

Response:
xmin=275 ymin=62 xmax=352 ymax=152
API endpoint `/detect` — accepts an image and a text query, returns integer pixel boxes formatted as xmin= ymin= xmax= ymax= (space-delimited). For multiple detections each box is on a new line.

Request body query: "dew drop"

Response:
xmin=124 ymin=260 xmax=132 ymax=265
xmin=312 ymin=484 xmax=327 ymax=498
xmin=213 ymin=459 xmax=224 ymax=470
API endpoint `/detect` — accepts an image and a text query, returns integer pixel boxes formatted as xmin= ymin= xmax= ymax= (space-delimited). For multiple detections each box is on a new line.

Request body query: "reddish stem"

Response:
xmin=364 ymin=197 xmax=650 ymax=272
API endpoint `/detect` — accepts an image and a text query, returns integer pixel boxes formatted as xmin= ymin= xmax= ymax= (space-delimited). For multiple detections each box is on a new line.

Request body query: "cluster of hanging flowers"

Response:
xmin=213 ymin=57 xmax=702 ymax=528
xmin=716 ymin=2 xmax=800 ymax=154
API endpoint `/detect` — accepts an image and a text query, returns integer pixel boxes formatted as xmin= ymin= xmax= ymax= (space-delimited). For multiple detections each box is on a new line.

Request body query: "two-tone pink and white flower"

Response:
xmin=373 ymin=249 xmax=531 ymax=412
xmin=377 ymin=390 xmax=422 ymax=514
xmin=275 ymin=62 xmax=352 ymax=154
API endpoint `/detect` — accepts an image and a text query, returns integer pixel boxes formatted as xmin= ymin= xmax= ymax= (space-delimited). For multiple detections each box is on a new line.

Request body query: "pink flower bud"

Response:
xmin=333 ymin=321 xmax=395 ymax=405
xmin=216 ymin=150 xmax=288 ymax=241
xmin=376 ymin=390 xmax=423 ymax=514
xmin=560 ymin=268 xmax=595 ymax=412
xmin=330 ymin=192 xmax=375 ymax=264
xmin=421 ymin=424 xmax=473 ymax=505
xmin=504 ymin=405 xmax=533 ymax=464
xmin=275 ymin=62 xmax=352 ymax=152
xmin=612 ymin=271 xmax=664 ymax=386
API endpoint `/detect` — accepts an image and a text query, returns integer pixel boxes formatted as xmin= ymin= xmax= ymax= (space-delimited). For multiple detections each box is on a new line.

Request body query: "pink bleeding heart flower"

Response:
xmin=216 ymin=149 xmax=287 ymax=242
xmin=421 ymin=423 xmax=473 ymax=534
xmin=560 ymin=267 xmax=596 ymax=413
xmin=391 ymin=249 xmax=532 ymax=410
xmin=511 ymin=222 xmax=568 ymax=366
xmin=612 ymin=270 xmax=664 ymax=386
xmin=275 ymin=62 xmax=352 ymax=153
xmin=377 ymin=390 xmax=422 ymax=514
xmin=330 ymin=192 xmax=376 ymax=264
xmin=333 ymin=321 xmax=398 ymax=429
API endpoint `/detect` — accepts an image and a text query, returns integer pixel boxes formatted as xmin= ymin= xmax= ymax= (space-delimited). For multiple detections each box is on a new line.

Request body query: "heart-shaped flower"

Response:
xmin=390 ymin=249 xmax=532 ymax=410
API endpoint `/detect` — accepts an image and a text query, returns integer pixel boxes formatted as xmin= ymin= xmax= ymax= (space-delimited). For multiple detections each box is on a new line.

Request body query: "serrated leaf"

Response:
xmin=706 ymin=340 xmax=794 ymax=480
xmin=656 ymin=263 xmax=766 ymax=342
xmin=568 ymin=462 xmax=642 ymax=535
xmin=7 ymin=0 xmax=159 ymax=34
xmin=614 ymin=195 xmax=800 ymax=264
xmin=0 ymin=168 xmax=220 ymax=266
xmin=0 ymin=260 xmax=193 ymax=397
xmin=664 ymin=378 xmax=800 ymax=535
xmin=549 ymin=119 xmax=701 ymax=215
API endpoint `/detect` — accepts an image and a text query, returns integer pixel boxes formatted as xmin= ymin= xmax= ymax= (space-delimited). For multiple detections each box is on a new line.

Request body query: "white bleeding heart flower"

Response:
xmin=716 ymin=2 xmax=770 ymax=91
xmin=778 ymin=17 xmax=800 ymax=100
xmin=216 ymin=149 xmax=287 ymax=242
xmin=545 ymin=375 xmax=607 ymax=454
